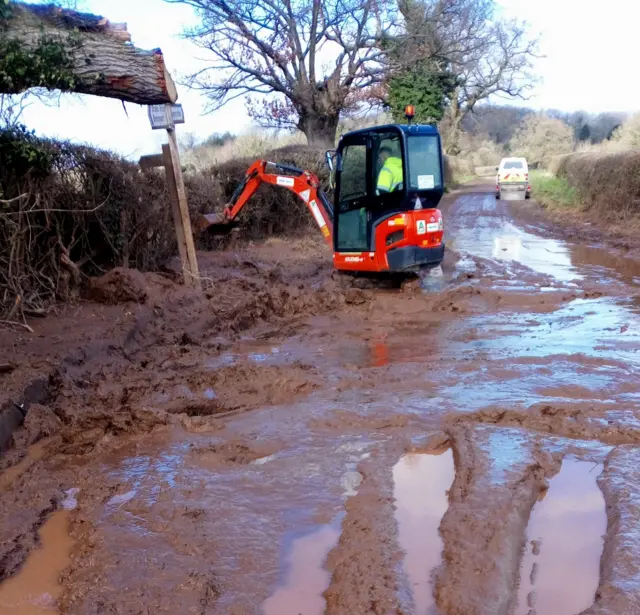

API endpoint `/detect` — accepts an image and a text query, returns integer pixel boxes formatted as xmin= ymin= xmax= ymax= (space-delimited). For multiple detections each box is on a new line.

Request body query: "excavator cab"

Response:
xmin=199 ymin=106 xmax=445 ymax=275
xmin=326 ymin=118 xmax=445 ymax=273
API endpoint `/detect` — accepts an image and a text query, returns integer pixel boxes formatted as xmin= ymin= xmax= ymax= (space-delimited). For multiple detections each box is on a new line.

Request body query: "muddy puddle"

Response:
xmin=449 ymin=196 xmax=579 ymax=282
xmin=262 ymin=522 xmax=341 ymax=615
xmin=570 ymin=244 xmax=640 ymax=288
xmin=0 ymin=439 xmax=50 ymax=491
xmin=515 ymin=457 xmax=606 ymax=615
xmin=447 ymin=297 xmax=640 ymax=364
xmin=0 ymin=491 xmax=77 ymax=614
xmin=393 ymin=449 xmax=455 ymax=614
xmin=449 ymin=193 xmax=640 ymax=290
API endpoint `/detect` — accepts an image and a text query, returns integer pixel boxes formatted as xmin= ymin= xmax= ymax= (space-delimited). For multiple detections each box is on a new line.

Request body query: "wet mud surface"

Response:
xmin=2 ymin=187 xmax=640 ymax=613
xmin=515 ymin=457 xmax=606 ymax=615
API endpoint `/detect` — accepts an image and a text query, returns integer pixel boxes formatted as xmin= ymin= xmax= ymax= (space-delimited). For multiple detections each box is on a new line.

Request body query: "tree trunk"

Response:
xmin=444 ymin=92 xmax=463 ymax=155
xmin=446 ymin=118 xmax=463 ymax=156
xmin=2 ymin=4 xmax=177 ymax=105
xmin=299 ymin=112 xmax=339 ymax=148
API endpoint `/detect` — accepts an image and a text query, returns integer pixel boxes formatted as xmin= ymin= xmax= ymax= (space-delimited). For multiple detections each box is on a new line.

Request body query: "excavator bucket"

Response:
xmin=197 ymin=213 xmax=236 ymax=235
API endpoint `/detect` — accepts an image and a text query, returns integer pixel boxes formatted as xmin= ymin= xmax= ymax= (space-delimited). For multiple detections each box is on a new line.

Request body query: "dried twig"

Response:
xmin=1 ymin=197 xmax=110 ymax=216
xmin=0 ymin=193 xmax=29 ymax=204
xmin=23 ymin=308 xmax=47 ymax=318
xmin=6 ymin=295 xmax=21 ymax=321
xmin=0 ymin=320 xmax=34 ymax=333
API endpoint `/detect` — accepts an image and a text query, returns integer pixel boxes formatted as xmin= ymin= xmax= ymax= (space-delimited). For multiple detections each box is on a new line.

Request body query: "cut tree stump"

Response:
xmin=2 ymin=3 xmax=177 ymax=105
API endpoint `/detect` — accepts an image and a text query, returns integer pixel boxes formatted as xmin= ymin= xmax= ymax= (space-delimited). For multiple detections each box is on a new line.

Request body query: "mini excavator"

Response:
xmin=200 ymin=106 xmax=445 ymax=275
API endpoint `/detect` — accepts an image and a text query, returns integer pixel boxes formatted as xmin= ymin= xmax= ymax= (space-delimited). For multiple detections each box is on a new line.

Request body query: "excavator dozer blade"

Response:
xmin=197 ymin=213 xmax=237 ymax=235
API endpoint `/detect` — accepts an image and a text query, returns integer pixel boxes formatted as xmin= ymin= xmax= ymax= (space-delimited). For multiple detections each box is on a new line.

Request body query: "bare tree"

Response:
xmin=461 ymin=104 xmax=534 ymax=144
xmin=0 ymin=93 xmax=32 ymax=128
xmin=509 ymin=113 xmax=574 ymax=168
xmin=398 ymin=0 xmax=539 ymax=154
xmin=166 ymin=0 xmax=399 ymax=147
xmin=0 ymin=89 xmax=67 ymax=129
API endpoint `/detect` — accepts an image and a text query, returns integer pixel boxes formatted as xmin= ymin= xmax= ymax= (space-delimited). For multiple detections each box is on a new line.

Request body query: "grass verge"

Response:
xmin=529 ymin=170 xmax=579 ymax=209
xmin=454 ymin=174 xmax=477 ymax=186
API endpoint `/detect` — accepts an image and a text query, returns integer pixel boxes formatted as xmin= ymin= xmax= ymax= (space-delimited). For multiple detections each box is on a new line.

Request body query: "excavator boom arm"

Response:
xmin=202 ymin=160 xmax=334 ymax=246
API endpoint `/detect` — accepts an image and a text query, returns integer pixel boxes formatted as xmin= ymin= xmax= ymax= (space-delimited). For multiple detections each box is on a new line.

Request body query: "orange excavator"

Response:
xmin=200 ymin=108 xmax=445 ymax=275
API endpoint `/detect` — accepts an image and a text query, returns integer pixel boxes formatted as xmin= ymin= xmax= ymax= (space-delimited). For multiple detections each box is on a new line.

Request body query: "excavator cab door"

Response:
xmin=334 ymin=127 xmax=410 ymax=254
xmin=335 ymin=134 xmax=370 ymax=252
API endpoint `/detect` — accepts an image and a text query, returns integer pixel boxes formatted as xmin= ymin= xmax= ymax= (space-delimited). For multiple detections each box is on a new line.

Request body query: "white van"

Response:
xmin=495 ymin=157 xmax=531 ymax=200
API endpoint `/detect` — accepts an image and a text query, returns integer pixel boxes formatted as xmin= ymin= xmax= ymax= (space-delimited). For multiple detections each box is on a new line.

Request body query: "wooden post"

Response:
xmin=161 ymin=144 xmax=190 ymax=283
xmin=138 ymin=147 xmax=200 ymax=289
xmin=144 ymin=104 xmax=201 ymax=290
xmin=166 ymin=128 xmax=201 ymax=290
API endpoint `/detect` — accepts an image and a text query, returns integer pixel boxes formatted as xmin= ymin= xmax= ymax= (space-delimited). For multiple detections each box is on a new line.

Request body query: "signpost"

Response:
xmin=145 ymin=104 xmax=200 ymax=290
xmin=148 ymin=104 xmax=185 ymax=129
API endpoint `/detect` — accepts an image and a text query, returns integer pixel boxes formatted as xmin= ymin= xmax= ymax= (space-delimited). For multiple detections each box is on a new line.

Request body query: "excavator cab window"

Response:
xmin=406 ymin=135 xmax=442 ymax=192
xmin=335 ymin=129 xmax=407 ymax=252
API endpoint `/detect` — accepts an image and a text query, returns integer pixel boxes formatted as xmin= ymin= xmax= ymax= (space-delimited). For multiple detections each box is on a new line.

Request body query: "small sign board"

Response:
xmin=171 ymin=104 xmax=185 ymax=125
xmin=148 ymin=104 xmax=185 ymax=130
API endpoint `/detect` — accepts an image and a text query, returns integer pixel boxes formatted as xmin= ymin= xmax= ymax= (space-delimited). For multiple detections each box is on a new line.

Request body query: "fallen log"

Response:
xmin=1 ymin=3 xmax=177 ymax=105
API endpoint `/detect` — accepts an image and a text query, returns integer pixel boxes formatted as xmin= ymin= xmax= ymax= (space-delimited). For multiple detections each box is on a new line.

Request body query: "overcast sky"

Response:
xmin=18 ymin=0 xmax=640 ymax=159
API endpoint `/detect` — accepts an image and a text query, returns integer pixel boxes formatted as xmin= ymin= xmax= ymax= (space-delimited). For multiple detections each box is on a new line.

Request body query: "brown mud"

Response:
xmin=2 ymin=188 xmax=640 ymax=613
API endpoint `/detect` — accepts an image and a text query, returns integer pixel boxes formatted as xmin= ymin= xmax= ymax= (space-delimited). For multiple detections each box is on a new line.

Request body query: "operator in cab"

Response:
xmin=377 ymin=146 xmax=403 ymax=194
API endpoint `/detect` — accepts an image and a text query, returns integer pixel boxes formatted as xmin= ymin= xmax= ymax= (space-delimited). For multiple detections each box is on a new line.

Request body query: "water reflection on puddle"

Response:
xmin=451 ymin=195 xmax=640 ymax=288
xmin=516 ymin=457 xmax=606 ymax=615
xmin=447 ymin=297 xmax=640 ymax=365
xmin=453 ymin=219 xmax=579 ymax=282
xmin=393 ymin=449 xmax=455 ymax=614
xmin=570 ymin=244 xmax=640 ymax=288
xmin=261 ymin=523 xmax=341 ymax=615
xmin=484 ymin=430 xmax=533 ymax=485
xmin=205 ymin=344 xmax=286 ymax=370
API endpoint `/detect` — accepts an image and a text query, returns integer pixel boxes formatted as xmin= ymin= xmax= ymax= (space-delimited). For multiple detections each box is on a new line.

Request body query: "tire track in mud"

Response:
xmin=323 ymin=452 xmax=402 ymax=615
xmin=449 ymin=404 xmax=640 ymax=446
xmin=582 ymin=447 xmax=640 ymax=615
xmin=432 ymin=425 xmax=552 ymax=615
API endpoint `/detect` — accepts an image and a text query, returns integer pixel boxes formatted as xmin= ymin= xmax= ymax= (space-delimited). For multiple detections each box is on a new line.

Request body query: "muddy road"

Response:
xmin=2 ymin=183 xmax=640 ymax=615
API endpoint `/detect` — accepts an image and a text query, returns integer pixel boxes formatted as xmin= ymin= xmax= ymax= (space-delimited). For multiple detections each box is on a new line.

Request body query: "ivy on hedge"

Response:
xmin=0 ymin=124 xmax=54 ymax=177
xmin=0 ymin=1 xmax=81 ymax=93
